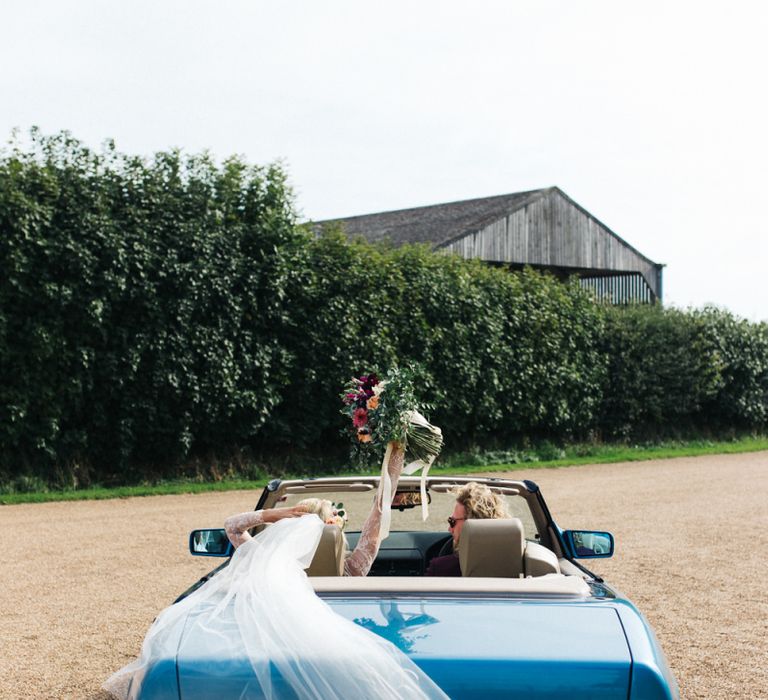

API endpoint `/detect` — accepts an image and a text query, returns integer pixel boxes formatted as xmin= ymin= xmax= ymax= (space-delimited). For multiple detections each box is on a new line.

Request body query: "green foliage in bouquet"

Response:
xmin=340 ymin=366 xmax=442 ymax=465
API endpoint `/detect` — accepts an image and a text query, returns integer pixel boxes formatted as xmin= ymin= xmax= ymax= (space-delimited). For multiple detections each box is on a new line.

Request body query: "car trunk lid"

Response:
xmin=327 ymin=597 xmax=630 ymax=700
xmin=175 ymin=596 xmax=630 ymax=700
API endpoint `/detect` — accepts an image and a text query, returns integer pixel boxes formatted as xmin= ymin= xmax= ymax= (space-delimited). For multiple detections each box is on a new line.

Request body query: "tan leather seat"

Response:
xmin=457 ymin=518 xmax=525 ymax=578
xmin=524 ymin=541 xmax=560 ymax=576
xmin=305 ymin=525 xmax=345 ymax=576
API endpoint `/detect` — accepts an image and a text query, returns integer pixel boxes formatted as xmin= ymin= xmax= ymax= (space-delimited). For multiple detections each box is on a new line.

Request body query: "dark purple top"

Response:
xmin=425 ymin=552 xmax=462 ymax=577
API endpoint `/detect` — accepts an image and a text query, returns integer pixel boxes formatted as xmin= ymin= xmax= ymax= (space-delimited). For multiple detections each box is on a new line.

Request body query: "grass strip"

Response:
xmin=433 ymin=437 xmax=768 ymax=476
xmin=2 ymin=436 xmax=767 ymax=505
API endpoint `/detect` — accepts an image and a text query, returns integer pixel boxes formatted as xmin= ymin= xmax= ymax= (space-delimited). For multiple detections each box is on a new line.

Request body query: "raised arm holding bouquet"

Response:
xmin=341 ymin=367 xmax=443 ymax=543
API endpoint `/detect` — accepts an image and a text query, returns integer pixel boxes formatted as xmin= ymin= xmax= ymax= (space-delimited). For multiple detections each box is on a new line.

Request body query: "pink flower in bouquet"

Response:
xmin=358 ymin=373 xmax=379 ymax=390
xmin=353 ymin=408 xmax=368 ymax=427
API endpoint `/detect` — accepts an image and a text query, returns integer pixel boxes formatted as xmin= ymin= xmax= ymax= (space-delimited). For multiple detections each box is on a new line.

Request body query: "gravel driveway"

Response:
xmin=1 ymin=451 xmax=766 ymax=699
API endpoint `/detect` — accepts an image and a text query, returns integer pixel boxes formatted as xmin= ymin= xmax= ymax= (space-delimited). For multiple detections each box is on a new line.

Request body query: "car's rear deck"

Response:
xmin=310 ymin=572 xmax=591 ymax=596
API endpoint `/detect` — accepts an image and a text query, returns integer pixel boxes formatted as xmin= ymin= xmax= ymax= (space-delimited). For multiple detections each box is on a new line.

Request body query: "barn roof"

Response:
xmin=313 ymin=186 xmax=663 ymax=301
xmin=314 ymin=188 xmax=547 ymax=248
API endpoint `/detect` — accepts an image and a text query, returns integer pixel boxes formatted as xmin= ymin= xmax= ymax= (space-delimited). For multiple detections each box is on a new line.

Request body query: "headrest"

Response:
xmin=458 ymin=518 xmax=525 ymax=578
xmin=305 ymin=525 xmax=345 ymax=577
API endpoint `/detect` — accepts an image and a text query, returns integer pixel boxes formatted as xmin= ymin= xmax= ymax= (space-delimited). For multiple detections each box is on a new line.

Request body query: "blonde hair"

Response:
xmin=297 ymin=497 xmax=334 ymax=520
xmin=453 ymin=482 xmax=510 ymax=520
xmin=297 ymin=498 xmax=346 ymax=530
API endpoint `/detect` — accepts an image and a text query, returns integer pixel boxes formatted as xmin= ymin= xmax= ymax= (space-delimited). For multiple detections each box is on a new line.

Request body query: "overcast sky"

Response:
xmin=2 ymin=1 xmax=766 ymax=320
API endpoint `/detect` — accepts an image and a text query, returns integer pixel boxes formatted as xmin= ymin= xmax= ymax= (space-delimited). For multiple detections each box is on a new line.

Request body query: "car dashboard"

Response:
xmin=345 ymin=530 xmax=451 ymax=576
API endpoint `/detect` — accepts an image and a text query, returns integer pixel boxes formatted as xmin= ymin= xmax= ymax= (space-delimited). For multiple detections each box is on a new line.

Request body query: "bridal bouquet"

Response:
xmin=341 ymin=366 xmax=443 ymax=538
xmin=340 ymin=367 xmax=443 ymax=463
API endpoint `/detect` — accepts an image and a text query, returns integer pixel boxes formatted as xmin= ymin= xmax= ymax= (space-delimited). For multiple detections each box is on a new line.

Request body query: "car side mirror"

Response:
xmin=189 ymin=528 xmax=233 ymax=557
xmin=563 ymin=530 xmax=614 ymax=558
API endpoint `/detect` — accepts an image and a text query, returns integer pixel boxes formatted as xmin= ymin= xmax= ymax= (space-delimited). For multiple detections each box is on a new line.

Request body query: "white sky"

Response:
xmin=2 ymin=1 xmax=766 ymax=320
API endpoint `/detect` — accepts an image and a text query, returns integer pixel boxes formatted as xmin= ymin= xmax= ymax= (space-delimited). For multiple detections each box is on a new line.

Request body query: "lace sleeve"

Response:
xmin=225 ymin=510 xmax=266 ymax=548
xmin=343 ymin=444 xmax=405 ymax=577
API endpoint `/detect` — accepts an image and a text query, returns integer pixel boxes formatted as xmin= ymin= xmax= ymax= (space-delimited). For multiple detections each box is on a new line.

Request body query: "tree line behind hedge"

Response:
xmin=1 ymin=132 xmax=766 ymax=488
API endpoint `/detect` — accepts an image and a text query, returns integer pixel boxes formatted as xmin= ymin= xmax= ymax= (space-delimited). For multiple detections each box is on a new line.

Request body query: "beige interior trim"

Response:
xmin=283 ymin=483 xmax=375 ymax=493
xmin=273 ymin=476 xmax=529 ymax=493
xmin=305 ymin=525 xmax=345 ymax=576
xmin=311 ymin=574 xmax=590 ymax=596
xmin=429 ymin=482 xmax=521 ymax=496
xmin=524 ymin=541 xmax=560 ymax=576
xmin=458 ymin=518 xmax=525 ymax=578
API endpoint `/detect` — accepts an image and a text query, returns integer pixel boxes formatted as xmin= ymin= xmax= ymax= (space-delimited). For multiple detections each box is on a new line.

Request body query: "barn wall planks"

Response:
xmin=579 ymin=273 xmax=653 ymax=304
xmin=441 ymin=190 xmax=660 ymax=300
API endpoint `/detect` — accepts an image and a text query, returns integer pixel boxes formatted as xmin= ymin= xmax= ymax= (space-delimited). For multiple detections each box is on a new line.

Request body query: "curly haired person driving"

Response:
xmin=425 ymin=481 xmax=510 ymax=576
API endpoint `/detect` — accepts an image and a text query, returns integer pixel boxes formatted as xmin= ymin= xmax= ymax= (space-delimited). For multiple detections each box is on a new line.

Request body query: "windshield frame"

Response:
xmin=257 ymin=475 xmax=551 ymax=546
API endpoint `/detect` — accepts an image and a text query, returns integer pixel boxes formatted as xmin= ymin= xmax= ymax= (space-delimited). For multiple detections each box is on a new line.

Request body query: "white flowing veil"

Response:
xmin=104 ymin=515 xmax=448 ymax=700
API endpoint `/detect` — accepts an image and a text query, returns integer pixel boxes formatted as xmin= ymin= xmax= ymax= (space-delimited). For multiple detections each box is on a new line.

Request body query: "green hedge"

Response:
xmin=0 ymin=131 xmax=307 ymax=485
xmin=598 ymin=306 xmax=721 ymax=437
xmin=696 ymin=307 xmax=768 ymax=427
xmin=266 ymin=238 xmax=607 ymax=450
xmin=1 ymin=132 xmax=766 ymax=488
xmin=597 ymin=305 xmax=768 ymax=437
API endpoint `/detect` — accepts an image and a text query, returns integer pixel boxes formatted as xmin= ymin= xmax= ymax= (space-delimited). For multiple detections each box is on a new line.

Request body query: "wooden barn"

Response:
xmin=315 ymin=187 xmax=663 ymax=304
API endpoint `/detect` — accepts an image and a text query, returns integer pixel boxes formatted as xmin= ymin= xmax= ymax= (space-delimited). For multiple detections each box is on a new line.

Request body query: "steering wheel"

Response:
xmin=436 ymin=536 xmax=454 ymax=558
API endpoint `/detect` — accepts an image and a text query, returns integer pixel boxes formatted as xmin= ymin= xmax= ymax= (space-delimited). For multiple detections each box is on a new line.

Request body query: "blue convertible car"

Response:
xmin=145 ymin=475 xmax=679 ymax=699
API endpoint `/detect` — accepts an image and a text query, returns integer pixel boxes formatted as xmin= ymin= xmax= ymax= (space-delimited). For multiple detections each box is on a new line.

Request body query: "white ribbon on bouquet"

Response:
xmin=376 ymin=411 xmax=442 ymax=544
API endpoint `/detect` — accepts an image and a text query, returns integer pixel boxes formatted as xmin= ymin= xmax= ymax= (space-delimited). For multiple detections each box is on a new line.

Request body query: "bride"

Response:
xmin=103 ymin=445 xmax=448 ymax=700
xmin=223 ymin=441 xmax=405 ymax=577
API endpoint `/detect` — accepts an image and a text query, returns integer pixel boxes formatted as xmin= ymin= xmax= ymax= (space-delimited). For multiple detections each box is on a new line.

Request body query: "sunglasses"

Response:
xmin=447 ymin=516 xmax=467 ymax=528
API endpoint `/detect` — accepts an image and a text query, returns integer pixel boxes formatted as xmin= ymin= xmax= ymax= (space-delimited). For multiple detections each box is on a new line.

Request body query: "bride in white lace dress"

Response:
xmin=103 ymin=445 xmax=447 ymax=700
xmin=224 ymin=442 xmax=405 ymax=577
